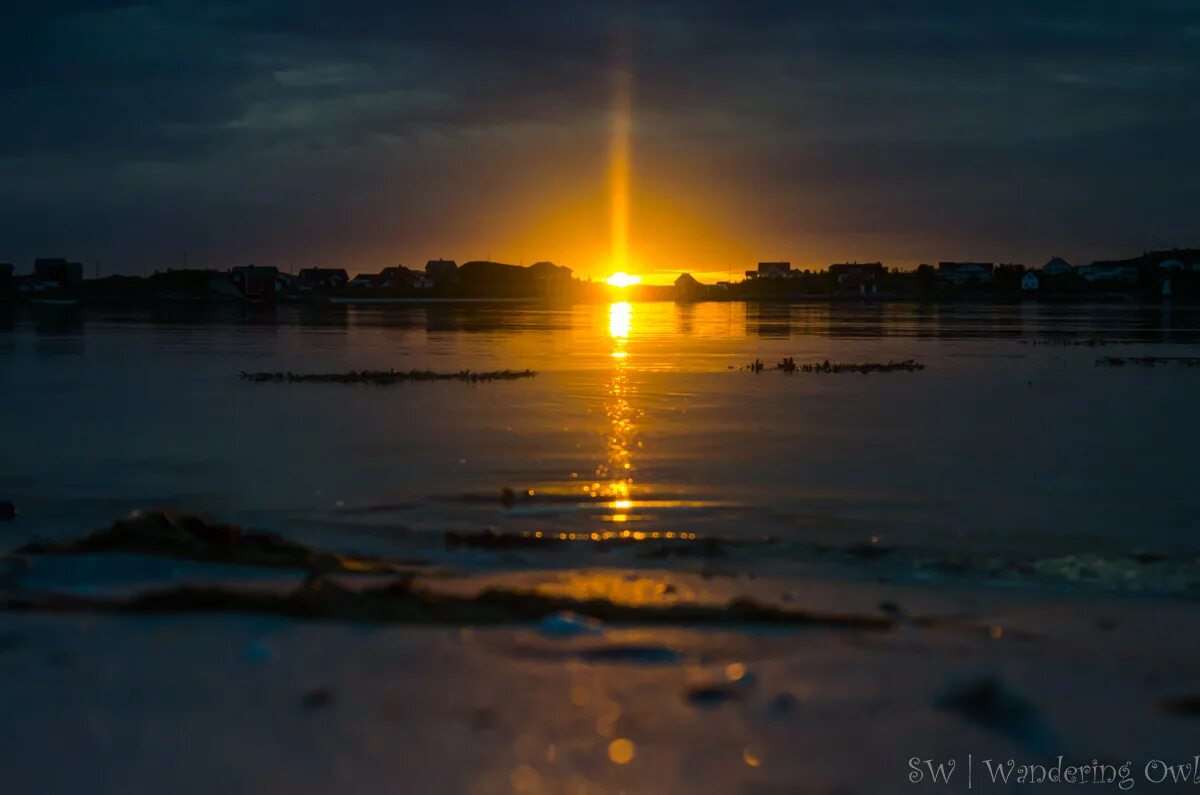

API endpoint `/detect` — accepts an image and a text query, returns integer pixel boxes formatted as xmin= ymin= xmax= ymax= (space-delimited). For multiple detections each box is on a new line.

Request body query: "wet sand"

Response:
xmin=2 ymin=517 xmax=1200 ymax=793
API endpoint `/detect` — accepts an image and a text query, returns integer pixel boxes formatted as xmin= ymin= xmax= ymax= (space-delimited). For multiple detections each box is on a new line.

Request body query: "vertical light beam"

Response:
xmin=609 ymin=47 xmax=632 ymax=275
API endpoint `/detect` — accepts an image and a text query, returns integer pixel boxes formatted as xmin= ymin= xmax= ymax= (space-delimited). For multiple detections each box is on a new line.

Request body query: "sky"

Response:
xmin=2 ymin=1 xmax=1199 ymax=282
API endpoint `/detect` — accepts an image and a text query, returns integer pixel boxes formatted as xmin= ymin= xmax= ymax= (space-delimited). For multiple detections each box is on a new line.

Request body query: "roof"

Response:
xmin=938 ymin=261 xmax=993 ymax=270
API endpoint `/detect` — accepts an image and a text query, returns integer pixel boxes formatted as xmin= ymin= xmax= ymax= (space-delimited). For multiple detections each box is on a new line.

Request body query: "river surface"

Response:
xmin=6 ymin=299 xmax=1200 ymax=795
xmin=3 ymin=299 xmax=1199 ymax=560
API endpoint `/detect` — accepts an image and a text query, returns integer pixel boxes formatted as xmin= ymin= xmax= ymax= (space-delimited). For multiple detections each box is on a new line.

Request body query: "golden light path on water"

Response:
xmin=586 ymin=302 xmax=639 ymax=523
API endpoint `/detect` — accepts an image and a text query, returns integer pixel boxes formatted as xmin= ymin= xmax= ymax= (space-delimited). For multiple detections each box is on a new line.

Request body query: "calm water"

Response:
xmin=3 ymin=300 xmax=1199 ymax=560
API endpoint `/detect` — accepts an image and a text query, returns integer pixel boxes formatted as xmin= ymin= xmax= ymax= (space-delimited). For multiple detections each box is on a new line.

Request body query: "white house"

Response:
xmin=1021 ymin=272 xmax=1040 ymax=291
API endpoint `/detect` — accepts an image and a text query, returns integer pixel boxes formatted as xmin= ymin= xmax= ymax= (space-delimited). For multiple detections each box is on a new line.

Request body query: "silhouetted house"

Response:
xmin=829 ymin=263 xmax=885 ymax=281
xmin=297 ymin=268 xmax=349 ymax=291
xmin=151 ymin=268 xmax=224 ymax=298
xmin=1143 ymin=248 xmax=1200 ymax=273
xmin=528 ymin=261 xmax=573 ymax=295
xmin=231 ymin=265 xmax=280 ymax=299
xmin=1041 ymin=257 xmax=1072 ymax=276
xmin=0 ymin=263 xmax=12 ymax=292
xmin=745 ymin=261 xmax=791 ymax=280
xmin=829 ymin=262 xmax=885 ymax=294
xmin=33 ymin=258 xmax=84 ymax=287
xmin=1077 ymin=261 xmax=1139 ymax=285
xmin=346 ymin=266 xmax=424 ymax=290
xmin=457 ymin=261 xmax=531 ymax=296
xmin=1021 ymin=272 xmax=1040 ymax=291
xmin=377 ymin=266 xmax=418 ymax=288
xmin=425 ymin=259 xmax=459 ymax=283
xmin=937 ymin=262 xmax=994 ymax=286
xmin=674 ymin=272 xmax=704 ymax=299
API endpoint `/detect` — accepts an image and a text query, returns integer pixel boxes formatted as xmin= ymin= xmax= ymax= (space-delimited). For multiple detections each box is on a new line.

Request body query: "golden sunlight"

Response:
xmin=605 ymin=272 xmax=642 ymax=288
xmin=608 ymin=301 xmax=632 ymax=339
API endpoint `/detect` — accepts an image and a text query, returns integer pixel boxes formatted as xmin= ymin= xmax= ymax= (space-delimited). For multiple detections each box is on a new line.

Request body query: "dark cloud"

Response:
xmin=0 ymin=1 xmax=1197 ymax=272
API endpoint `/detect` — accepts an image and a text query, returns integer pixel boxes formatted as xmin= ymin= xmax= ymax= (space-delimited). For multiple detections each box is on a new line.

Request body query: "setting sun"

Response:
xmin=605 ymin=272 xmax=642 ymax=288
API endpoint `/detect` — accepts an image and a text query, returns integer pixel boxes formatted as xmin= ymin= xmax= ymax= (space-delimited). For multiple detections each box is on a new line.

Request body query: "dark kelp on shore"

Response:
xmin=0 ymin=575 xmax=897 ymax=631
xmin=16 ymin=511 xmax=422 ymax=574
xmin=239 ymin=368 xmax=536 ymax=384
xmin=1096 ymin=356 xmax=1200 ymax=368
xmin=445 ymin=528 xmax=730 ymax=558
xmin=744 ymin=358 xmax=925 ymax=374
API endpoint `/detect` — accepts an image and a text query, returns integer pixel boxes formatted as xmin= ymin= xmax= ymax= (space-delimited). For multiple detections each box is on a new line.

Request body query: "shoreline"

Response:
xmin=1 ymin=292 xmax=1193 ymax=308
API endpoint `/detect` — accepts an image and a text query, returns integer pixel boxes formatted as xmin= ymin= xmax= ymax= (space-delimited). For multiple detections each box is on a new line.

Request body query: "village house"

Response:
xmin=33 ymin=258 xmax=84 ymax=287
xmin=297 ymin=268 xmax=349 ymax=291
xmin=425 ymin=259 xmax=459 ymax=283
xmin=829 ymin=262 xmax=885 ymax=294
xmin=937 ymin=261 xmax=994 ymax=286
xmin=1077 ymin=260 xmax=1139 ymax=284
xmin=674 ymin=272 xmax=704 ymax=299
xmin=1041 ymin=257 xmax=1072 ymax=276
xmin=376 ymin=266 xmax=416 ymax=288
xmin=744 ymin=261 xmax=792 ymax=280
xmin=230 ymin=265 xmax=280 ymax=299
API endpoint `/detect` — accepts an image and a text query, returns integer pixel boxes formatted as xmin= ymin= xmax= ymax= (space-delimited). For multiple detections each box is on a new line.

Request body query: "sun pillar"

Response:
xmin=609 ymin=49 xmax=632 ymax=276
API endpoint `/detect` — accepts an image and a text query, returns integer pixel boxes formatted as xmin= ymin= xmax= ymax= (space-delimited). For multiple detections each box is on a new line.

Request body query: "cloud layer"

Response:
xmin=2 ymin=1 xmax=1197 ymax=275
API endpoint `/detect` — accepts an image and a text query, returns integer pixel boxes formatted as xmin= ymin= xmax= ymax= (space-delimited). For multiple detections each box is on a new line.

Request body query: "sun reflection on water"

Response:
xmin=608 ymin=301 xmax=632 ymax=339
xmin=588 ymin=303 xmax=640 ymax=520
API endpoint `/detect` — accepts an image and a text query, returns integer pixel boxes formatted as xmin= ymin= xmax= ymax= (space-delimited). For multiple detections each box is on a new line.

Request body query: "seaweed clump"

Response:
xmin=445 ymin=528 xmax=719 ymax=555
xmin=1096 ymin=357 xmax=1200 ymax=368
xmin=240 ymin=369 xmax=536 ymax=384
xmin=746 ymin=359 xmax=925 ymax=374
xmin=1 ymin=575 xmax=897 ymax=631
xmin=17 ymin=510 xmax=418 ymax=574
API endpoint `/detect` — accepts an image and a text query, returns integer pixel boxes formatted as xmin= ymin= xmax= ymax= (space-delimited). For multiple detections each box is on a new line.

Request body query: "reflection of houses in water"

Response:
xmin=674 ymin=301 xmax=695 ymax=335
xmin=744 ymin=302 xmax=887 ymax=339
xmin=745 ymin=302 xmax=793 ymax=338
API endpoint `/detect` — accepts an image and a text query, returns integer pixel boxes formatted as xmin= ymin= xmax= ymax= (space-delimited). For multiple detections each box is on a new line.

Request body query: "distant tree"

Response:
xmin=915 ymin=264 xmax=936 ymax=292
xmin=994 ymin=263 xmax=1025 ymax=291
